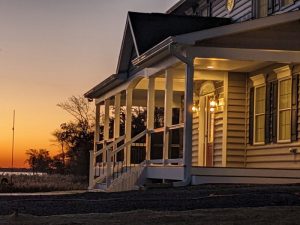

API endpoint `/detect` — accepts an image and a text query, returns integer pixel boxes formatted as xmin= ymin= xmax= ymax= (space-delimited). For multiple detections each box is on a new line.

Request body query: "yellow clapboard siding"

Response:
xmin=246 ymin=161 xmax=300 ymax=169
xmin=247 ymin=154 xmax=300 ymax=163
xmin=228 ymin=93 xmax=246 ymax=99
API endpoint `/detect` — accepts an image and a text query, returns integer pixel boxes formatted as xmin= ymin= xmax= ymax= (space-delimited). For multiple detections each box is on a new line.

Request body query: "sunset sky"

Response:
xmin=0 ymin=0 xmax=177 ymax=168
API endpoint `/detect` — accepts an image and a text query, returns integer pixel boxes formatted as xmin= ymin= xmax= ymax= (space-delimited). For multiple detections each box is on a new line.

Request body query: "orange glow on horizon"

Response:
xmin=0 ymin=0 xmax=177 ymax=169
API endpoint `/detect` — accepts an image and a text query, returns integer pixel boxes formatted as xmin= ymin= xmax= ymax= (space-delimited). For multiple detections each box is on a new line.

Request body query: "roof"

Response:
xmin=133 ymin=10 xmax=300 ymax=67
xmin=84 ymin=73 xmax=126 ymax=99
xmin=86 ymin=12 xmax=231 ymax=99
xmin=166 ymin=0 xmax=199 ymax=15
xmin=128 ymin=12 xmax=231 ymax=56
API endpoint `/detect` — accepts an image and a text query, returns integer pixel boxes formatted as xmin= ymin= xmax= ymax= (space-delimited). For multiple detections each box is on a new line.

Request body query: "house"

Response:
xmin=85 ymin=0 xmax=300 ymax=191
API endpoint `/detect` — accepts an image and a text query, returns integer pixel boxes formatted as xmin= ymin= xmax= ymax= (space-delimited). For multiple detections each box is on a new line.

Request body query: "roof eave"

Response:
xmin=174 ymin=10 xmax=300 ymax=45
xmin=84 ymin=73 xmax=127 ymax=99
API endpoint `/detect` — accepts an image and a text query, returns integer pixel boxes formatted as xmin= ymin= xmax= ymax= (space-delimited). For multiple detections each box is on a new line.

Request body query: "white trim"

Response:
xmin=222 ymin=73 xmax=228 ymax=167
xmin=250 ymin=74 xmax=265 ymax=86
xmin=277 ymin=77 xmax=292 ymax=142
xmin=274 ymin=65 xmax=292 ymax=79
xmin=253 ymin=84 xmax=266 ymax=145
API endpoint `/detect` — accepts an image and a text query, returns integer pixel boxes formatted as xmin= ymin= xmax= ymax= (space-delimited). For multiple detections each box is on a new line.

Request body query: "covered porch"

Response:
xmin=86 ymin=10 xmax=300 ymax=191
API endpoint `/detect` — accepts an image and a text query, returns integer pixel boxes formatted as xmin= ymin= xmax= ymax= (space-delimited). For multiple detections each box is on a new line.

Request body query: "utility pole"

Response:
xmin=11 ymin=110 xmax=15 ymax=183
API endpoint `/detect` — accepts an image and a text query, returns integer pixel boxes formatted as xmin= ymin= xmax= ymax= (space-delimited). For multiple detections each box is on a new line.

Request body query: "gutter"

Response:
xmin=132 ymin=36 xmax=175 ymax=67
xmin=84 ymin=73 xmax=127 ymax=99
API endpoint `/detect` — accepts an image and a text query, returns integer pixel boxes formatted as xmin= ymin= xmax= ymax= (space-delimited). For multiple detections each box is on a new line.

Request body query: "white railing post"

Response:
xmin=106 ymin=148 xmax=112 ymax=187
xmin=89 ymin=150 xmax=95 ymax=189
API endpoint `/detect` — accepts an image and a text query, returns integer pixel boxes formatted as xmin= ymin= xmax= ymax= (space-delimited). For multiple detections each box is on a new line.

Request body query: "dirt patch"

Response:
xmin=1 ymin=206 xmax=300 ymax=225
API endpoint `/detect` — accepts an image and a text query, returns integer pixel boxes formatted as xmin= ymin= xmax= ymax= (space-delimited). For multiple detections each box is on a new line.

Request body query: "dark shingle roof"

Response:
xmin=128 ymin=12 xmax=231 ymax=55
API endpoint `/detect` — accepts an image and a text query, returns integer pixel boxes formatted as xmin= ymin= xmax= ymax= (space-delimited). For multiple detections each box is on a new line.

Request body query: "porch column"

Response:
xmin=163 ymin=70 xmax=173 ymax=163
xmin=183 ymin=59 xmax=194 ymax=179
xmin=146 ymin=76 xmax=155 ymax=161
xmin=103 ymin=98 xmax=110 ymax=162
xmin=89 ymin=103 xmax=100 ymax=189
xmin=125 ymin=88 xmax=133 ymax=165
xmin=114 ymin=93 xmax=121 ymax=139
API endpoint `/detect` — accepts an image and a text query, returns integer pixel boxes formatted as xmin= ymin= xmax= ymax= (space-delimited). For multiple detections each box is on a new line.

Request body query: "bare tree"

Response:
xmin=57 ymin=95 xmax=94 ymax=132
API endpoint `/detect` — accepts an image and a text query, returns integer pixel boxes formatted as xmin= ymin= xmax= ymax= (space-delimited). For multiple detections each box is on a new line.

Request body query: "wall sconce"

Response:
xmin=192 ymin=100 xmax=200 ymax=112
xmin=209 ymin=96 xmax=218 ymax=113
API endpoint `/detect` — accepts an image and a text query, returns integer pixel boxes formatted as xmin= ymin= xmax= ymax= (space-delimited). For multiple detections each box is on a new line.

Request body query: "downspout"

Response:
xmin=169 ymin=44 xmax=194 ymax=187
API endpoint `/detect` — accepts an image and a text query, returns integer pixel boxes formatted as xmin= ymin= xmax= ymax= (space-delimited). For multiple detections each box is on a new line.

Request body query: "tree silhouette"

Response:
xmin=25 ymin=149 xmax=52 ymax=173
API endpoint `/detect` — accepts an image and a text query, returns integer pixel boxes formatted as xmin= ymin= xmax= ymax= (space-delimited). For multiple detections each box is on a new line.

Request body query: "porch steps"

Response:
xmin=92 ymin=162 xmax=146 ymax=192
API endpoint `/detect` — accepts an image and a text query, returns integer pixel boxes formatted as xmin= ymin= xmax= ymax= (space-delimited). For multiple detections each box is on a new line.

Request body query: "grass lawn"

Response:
xmin=1 ymin=206 xmax=300 ymax=225
xmin=0 ymin=174 xmax=87 ymax=193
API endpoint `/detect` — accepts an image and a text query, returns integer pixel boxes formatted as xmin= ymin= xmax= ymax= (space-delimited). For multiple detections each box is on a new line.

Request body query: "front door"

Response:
xmin=199 ymin=94 xmax=215 ymax=167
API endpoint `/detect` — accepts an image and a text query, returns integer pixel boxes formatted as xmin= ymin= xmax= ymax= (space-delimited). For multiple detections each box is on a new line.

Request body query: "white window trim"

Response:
xmin=277 ymin=77 xmax=292 ymax=143
xmin=253 ymin=84 xmax=266 ymax=145
xmin=274 ymin=66 xmax=292 ymax=143
xmin=250 ymin=74 xmax=266 ymax=145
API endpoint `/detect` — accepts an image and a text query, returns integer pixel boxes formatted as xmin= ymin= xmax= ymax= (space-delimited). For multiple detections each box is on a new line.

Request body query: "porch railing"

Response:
xmin=89 ymin=130 xmax=147 ymax=189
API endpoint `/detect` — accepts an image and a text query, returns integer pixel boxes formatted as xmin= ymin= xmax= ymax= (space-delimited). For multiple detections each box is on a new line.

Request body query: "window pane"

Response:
xmin=279 ymin=79 xmax=291 ymax=109
xmin=255 ymin=86 xmax=265 ymax=114
xmin=255 ymin=114 xmax=265 ymax=143
xmin=279 ymin=110 xmax=291 ymax=140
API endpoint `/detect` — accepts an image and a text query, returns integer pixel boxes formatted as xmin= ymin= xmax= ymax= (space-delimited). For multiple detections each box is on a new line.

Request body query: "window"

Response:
xmin=249 ymin=66 xmax=297 ymax=145
xmin=254 ymin=86 xmax=266 ymax=143
xmin=278 ymin=78 xmax=292 ymax=141
xmin=257 ymin=0 xmax=268 ymax=17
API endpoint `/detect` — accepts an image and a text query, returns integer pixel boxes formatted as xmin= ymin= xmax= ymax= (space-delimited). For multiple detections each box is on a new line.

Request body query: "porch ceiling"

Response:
xmin=174 ymin=58 xmax=273 ymax=73
xmin=194 ymin=58 xmax=273 ymax=73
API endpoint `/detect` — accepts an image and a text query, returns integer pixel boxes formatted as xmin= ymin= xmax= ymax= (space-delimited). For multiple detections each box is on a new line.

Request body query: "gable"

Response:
xmin=116 ymin=20 xmax=138 ymax=75
xmin=128 ymin=12 xmax=231 ymax=55
xmin=116 ymin=12 xmax=231 ymax=76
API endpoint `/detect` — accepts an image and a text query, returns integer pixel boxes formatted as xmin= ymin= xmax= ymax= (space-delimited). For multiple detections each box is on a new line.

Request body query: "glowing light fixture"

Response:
xmin=192 ymin=105 xmax=197 ymax=112
xmin=207 ymin=66 xmax=214 ymax=69
xmin=192 ymin=101 xmax=200 ymax=112
xmin=209 ymin=100 xmax=217 ymax=107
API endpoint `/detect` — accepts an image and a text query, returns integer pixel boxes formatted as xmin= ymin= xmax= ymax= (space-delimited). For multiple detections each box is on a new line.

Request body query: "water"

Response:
xmin=0 ymin=171 xmax=45 ymax=176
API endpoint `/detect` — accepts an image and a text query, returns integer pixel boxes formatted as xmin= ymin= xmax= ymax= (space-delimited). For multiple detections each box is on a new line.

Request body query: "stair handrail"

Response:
xmin=94 ymin=135 xmax=126 ymax=157
xmin=106 ymin=129 xmax=147 ymax=187
xmin=111 ymin=129 xmax=147 ymax=156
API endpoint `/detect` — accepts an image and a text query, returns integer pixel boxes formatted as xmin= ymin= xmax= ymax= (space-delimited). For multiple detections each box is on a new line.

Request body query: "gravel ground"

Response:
xmin=1 ymin=184 xmax=300 ymax=216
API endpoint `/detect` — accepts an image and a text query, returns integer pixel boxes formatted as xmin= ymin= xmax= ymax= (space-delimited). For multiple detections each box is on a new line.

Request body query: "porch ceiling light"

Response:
xmin=207 ymin=66 xmax=214 ymax=69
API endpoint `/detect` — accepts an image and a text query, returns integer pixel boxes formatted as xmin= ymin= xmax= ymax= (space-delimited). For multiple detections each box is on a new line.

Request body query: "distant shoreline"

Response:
xmin=0 ymin=168 xmax=31 ymax=173
xmin=0 ymin=168 xmax=44 ymax=175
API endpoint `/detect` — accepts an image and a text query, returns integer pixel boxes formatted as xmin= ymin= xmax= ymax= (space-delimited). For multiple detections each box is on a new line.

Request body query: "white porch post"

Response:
xmin=183 ymin=59 xmax=194 ymax=179
xmin=146 ymin=76 xmax=155 ymax=161
xmin=113 ymin=93 xmax=121 ymax=161
xmin=114 ymin=93 xmax=121 ymax=139
xmin=89 ymin=103 xmax=100 ymax=189
xmin=163 ymin=70 xmax=173 ymax=163
xmin=125 ymin=88 xmax=133 ymax=165
xmin=103 ymin=98 xmax=110 ymax=162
